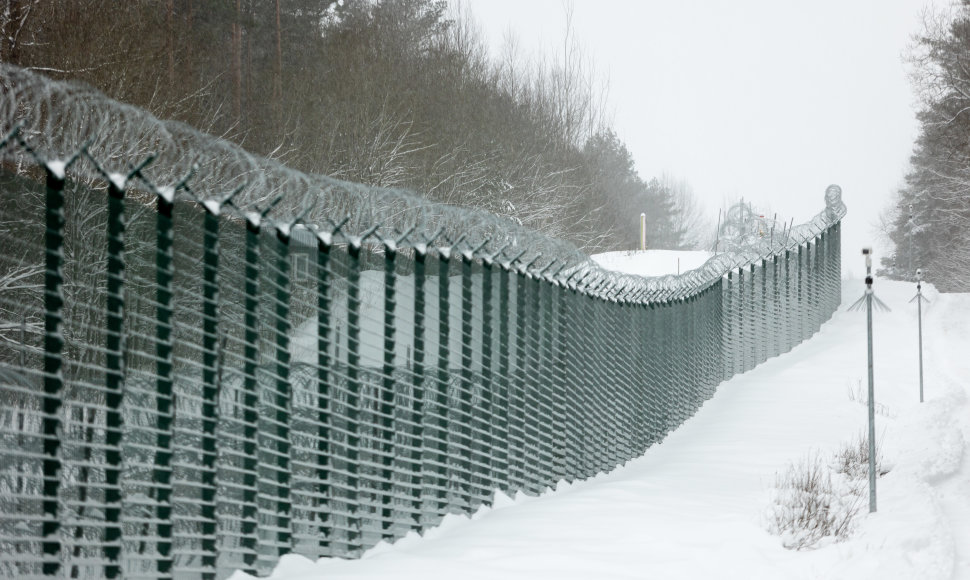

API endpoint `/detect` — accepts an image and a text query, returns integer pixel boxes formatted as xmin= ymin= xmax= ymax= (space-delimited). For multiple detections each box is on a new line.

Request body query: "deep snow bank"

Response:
xmin=233 ymin=279 xmax=970 ymax=580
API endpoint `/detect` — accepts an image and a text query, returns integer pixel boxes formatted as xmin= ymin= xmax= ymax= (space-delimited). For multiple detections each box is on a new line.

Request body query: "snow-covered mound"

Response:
xmin=237 ymin=279 xmax=970 ymax=580
xmin=591 ymin=249 xmax=714 ymax=277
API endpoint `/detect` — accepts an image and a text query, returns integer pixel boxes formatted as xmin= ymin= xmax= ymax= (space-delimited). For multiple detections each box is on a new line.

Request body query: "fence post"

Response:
xmin=549 ymin=276 xmax=568 ymax=483
xmin=479 ymin=255 xmax=496 ymax=501
xmin=315 ymin=232 xmax=333 ymax=556
xmin=341 ymin=237 xmax=363 ymax=554
xmin=785 ymin=249 xmax=795 ymax=352
xmin=41 ymin=162 xmax=67 ymax=578
xmin=797 ymin=244 xmax=806 ymax=341
xmin=771 ymin=255 xmax=781 ymax=358
xmin=102 ymin=173 xmax=128 ymax=579
xmin=412 ymin=245 xmax=428 ymax=527
xmin=380 ymin=238 xmax=398 ymax=539
xmin=738 ymin=267 xmax=747 ymax=373
xmin=227 ymin=212 xmax=261 ymax=572
xmin=510 ymin=266 xmax=528 ymax=491
xmin=152 ymin=184 xmax=176 ymax=578
xmin=532 ymin=271 xmax=555 ymax=487
xmin=758 ymin=259 xmax=768 ymax=365
xmin=458 ymin=251 xmax=475 ymax=508
xmin=746 ymin=264 xmax=756 ymax=372
xmin=560 ymin=283 xmax=583 ymax=481
xmin=496 ymin=259 xmax=512 ymax=495
xmin=268 ymin=226 xmax=293 ymax=562
xmin=434 ymin=246 xmax=452 ymax=514
xmin=723 ymin=271 xmax=733 ymax=380
xmin=198 ymin=201 xmax=222 ymax=579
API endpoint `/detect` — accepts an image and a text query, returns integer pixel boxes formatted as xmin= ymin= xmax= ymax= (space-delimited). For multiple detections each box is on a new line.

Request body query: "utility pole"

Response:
xmin=849 ymin=247 xmax=890 ymax=513
xmin=910 ymin=268 xmax=929 ymax=403
xmin=864 ymin=249 xmax=876 ymax=512
xmin=640 ymin=212 xmax=646 ymax=251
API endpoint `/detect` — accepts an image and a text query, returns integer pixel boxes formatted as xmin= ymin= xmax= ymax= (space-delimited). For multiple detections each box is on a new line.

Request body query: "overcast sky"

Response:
xmin=461 ymin=0 xmax=949 ymax=276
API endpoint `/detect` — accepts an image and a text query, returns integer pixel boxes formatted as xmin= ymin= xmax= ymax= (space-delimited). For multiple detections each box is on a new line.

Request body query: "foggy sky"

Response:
xmin=464 ymin=0 xmax=948 ymax=277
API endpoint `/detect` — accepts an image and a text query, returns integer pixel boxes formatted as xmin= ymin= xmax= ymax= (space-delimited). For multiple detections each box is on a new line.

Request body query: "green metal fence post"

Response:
xmin=510 ymin=266 xmax=528 ymax=492
xmin=315 ymin=231 xmax=333 ymax=556
xmin=723 ymin=271 xmax=734 ymax=380
xmin=496 ymin=259 xmax=512 ymax=494
xmin=755 ymin=262 xmax=763 ymax=364
xmin=809 ymin=237 xmax=824 ymax=334
xmin=270 ymin=227 xmax=293 ymax=561
xmin=435 ymin=246 xmax=452 ymax=514
xmin=380 ymin=238 xmax=398 ymax=539
xmin=152 ymin=184 xmax=176 ymax=578
xmin=233 ymin=212 xmax=264 ymax=573
xmin=560 ymin=283 xmax=582 ymax=481
xmin=532 ymin=270 xmax=555 ymax=488
xmin=479 ymin=255 xmax=496 ymax=502
xmin=103 ymin=173 xmax=128 ymax=579
xmin=603 ymin=296 xmax=623 ymax=464
xmin=799 ymin=243 xmax=806 ymax=340
xmin=549 ymin=275 xmax=568 ymax=483
xmin=198 ymin=201 xmax=222 ymax=579
xmin=458 ymin=251 xmax=475 ymax=508
xmin=412 ymin=244 xmax=428 ymax=528
xmin=784 ymin=248 xmax=794 ymax=352
xmin=745 ymin=264 xmax=755 ymax=372
xmin=343 ymin=236 xmax=363 ymax=554
xmin=411 ymin=244 xmax=431 ymax=530
xmin=771 ymin=255 xmax=781 ymax=358
xmin=644 ymin=301 xmax=661 ymax=445
xmin=41 ymin=162 xmax=66 ymax=578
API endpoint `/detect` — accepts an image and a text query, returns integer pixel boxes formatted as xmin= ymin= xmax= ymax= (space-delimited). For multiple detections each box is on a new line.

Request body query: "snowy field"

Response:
xmin=591 ymin=249 xmax=714 ymax=277
xmin=234 ymin=270 xmax=970 ymax=580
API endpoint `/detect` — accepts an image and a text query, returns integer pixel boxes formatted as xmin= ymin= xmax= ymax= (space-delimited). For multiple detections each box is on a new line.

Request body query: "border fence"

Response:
xmin=0 ymin=66 xmax=844 ymax=579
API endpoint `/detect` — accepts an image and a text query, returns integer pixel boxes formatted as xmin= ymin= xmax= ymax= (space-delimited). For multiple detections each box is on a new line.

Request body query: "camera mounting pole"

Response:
xmin=848 ymin=247 xmax=889 ymax=513
xmin=909 ymin=268 xmax=930 ymax=403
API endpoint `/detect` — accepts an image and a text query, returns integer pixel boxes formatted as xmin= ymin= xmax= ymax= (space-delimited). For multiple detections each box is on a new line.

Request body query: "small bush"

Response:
xmin=833 ymin=430 xmax=887 ymax=480
xmin=766 ymin=453 xmax=863 ymax=550
xmin=846 ymin=380 xmax=894 ymax=417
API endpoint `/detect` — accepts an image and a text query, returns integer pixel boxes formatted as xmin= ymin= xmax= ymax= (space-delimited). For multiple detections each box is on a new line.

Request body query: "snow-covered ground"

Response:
xmin=591 ymin=249 xmax=714 ymax=277
xmin=235 ymin=271 xmax=970 ymax=580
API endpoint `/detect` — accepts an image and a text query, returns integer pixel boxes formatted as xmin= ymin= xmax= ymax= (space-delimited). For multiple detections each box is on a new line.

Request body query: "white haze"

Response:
xmin=462 ymin=0 xmax=951 ymax=276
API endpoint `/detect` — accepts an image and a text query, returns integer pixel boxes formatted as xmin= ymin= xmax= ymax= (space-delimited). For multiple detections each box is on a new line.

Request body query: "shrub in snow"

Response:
xmin=767 ymin=433 xmax=891 ymax=550
xmin=766 ymin=454 xmax=863 ymax=550
xmin=833 ymin=430 xmax=888 ymax=480
xmin=846 ymin=380 xmax=894 ymax=417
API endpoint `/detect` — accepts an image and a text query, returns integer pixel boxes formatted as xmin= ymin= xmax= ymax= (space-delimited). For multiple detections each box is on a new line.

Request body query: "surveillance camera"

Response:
xmin=862 ymin=247 xmax=871 ymax=255
xmin=916 ymin=268 xmax=923 ymax=278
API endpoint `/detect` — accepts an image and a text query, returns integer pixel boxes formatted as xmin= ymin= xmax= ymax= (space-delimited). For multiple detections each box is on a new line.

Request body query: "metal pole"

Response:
xmin=640 ymin=212 xmax=646 ymax=251
xmin=714 ymin=208 xmax=721 ymax=254
xmin=917 ymin=275 xmax=924 ymax=403
xmin=864 ymin=251 xmax=876 ymax=513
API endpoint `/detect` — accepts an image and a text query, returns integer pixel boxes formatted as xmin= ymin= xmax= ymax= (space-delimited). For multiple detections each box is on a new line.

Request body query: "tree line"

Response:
xmin=0 ymin=0 xmax=706 ymax=252
xmin=881 ymin=1 xmax=970 ymax=291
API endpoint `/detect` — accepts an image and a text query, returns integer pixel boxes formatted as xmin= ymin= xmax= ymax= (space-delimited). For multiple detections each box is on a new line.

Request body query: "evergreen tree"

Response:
xmin=882 ymin=2 xmax=970 ymax=290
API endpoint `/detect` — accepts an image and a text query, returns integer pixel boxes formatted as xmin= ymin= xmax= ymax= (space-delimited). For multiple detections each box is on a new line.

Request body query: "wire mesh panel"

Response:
xmin=0 ymin=66 xmax=848 ymax=580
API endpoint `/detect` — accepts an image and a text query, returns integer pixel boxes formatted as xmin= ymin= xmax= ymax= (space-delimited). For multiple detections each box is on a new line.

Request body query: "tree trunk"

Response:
xmin=167 ymin=0 xmax=175 ymax=87
xmin=274 ymin=0 xmax=282 ymax=113
xmin=232 ymin=0 xmax=242 ymax=121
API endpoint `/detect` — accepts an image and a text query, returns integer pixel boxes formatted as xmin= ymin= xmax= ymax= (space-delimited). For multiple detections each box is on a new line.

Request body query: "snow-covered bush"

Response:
xmin=767 ymin=431 xmax=891 ymax=550
xmin=766 ymin=453 xmax=864 ymax=550
xmin=833 ymin=431 xmax=887 ymax=480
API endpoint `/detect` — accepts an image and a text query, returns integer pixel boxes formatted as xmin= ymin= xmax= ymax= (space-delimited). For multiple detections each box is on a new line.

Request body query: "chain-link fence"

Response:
xmin=0 ymin=67 xmax=844 ymax=580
